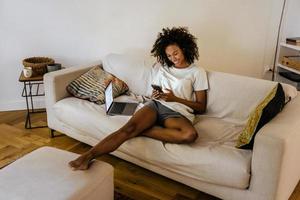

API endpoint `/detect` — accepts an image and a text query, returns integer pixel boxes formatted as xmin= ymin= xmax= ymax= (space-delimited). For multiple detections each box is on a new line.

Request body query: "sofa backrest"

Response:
xmin=102 ymin=53 xmax=278 ymax=125
xmin=102 ymin=53 xmax=156 ymax=97
xmin=206 ymin=71 xmax=276 ymax=125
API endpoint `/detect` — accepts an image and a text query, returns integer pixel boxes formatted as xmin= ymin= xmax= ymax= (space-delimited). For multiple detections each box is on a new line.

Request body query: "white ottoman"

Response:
xmin=0 ymin=146 xmax=114 ymax=200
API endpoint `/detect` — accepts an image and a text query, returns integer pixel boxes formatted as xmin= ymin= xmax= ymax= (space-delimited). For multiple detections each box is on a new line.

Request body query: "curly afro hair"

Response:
xmin=151 ymin=27 xmax=199 ymax=67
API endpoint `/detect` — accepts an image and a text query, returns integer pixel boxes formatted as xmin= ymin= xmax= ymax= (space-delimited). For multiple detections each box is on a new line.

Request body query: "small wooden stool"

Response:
xmin=0 ymin=147 xmax=114 ymax=200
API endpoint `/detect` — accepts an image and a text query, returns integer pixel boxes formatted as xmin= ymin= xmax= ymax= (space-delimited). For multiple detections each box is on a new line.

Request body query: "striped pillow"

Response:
xmin=67 ymin=65 xmax=129 ymax=104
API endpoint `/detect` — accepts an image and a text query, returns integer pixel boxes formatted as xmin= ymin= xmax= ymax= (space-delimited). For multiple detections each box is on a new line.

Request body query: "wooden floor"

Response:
xmin=0 ymin=110 xmax=299 ymax=200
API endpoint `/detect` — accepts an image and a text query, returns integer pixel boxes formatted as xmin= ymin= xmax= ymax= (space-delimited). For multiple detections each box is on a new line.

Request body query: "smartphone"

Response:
xmin=151 ymin=84 xmax=163 ymax=92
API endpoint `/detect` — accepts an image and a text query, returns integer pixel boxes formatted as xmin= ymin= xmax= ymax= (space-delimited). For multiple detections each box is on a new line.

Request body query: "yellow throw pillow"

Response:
xmin=67 ymin=65 xmax=129 ymax=104
xmin=236 ymin=83 xmax=285 ymax=149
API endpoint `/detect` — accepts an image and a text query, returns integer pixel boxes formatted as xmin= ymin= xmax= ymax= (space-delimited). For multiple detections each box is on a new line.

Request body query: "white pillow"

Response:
xmin=102 ymin=53 xmax=157 ymax=96
xmin=281 ymin=83 xmax=298 ymax=102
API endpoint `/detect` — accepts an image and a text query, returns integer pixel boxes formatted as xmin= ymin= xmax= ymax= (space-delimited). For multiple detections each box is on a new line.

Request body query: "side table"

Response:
xmin=18 ymin=72 xmax=47 ymax=129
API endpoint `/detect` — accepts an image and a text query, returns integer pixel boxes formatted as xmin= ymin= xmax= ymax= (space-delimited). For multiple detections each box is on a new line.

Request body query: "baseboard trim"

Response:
xmin=0 ymin=98 xmax=45 ymax=111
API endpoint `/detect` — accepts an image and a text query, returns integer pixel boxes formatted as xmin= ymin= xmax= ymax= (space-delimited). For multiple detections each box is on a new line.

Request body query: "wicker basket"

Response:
xmin=282 ymin=56 xmax=300 ymax=71
xmin=23 ymin=57 xmax=55 ymax=76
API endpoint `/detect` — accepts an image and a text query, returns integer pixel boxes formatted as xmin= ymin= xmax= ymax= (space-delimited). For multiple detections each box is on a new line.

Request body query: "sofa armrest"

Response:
xmin=44 ymin=65 xmax=93 ymax=129
xmin=249 ymin=93 xmax=300 ymax=200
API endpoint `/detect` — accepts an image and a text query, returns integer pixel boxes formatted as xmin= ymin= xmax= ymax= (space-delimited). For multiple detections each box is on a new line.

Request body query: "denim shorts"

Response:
xmin=144 ymin=100 xmax=183 ymax=125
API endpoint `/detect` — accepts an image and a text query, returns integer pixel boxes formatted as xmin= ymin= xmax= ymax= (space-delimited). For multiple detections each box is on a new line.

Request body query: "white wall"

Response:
xmin=0 ymin=0 xmax=284 ymax=111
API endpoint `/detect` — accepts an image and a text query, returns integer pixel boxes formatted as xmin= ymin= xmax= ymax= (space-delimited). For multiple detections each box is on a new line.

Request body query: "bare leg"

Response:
xmin=142 ymin=117 xmax=198 ymax=144
xmin=69 ymin=106 xmax=157 ymax=170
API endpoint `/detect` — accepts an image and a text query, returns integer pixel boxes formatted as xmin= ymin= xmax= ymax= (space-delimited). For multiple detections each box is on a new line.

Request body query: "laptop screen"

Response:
xmin=105 ymin=82 xmax=113 ymax=112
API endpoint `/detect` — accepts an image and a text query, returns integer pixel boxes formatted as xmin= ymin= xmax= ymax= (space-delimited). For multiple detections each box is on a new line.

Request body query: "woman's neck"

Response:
xmin=174 ymin=62 xmax=190 ymax=69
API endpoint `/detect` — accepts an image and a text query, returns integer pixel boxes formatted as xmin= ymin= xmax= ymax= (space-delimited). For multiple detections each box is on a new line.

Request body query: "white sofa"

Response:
xmin=44 ymin=54 xmax=300 ymax=200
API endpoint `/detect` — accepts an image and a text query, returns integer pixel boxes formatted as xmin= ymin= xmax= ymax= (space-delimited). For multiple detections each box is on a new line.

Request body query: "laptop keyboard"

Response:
xmin=110 ymin=102 xmax=126 ymax=113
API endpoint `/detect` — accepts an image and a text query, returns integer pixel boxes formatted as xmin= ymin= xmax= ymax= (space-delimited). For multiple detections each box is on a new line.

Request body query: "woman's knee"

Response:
xmin=180 ymin=128 xmax=198 ymax=144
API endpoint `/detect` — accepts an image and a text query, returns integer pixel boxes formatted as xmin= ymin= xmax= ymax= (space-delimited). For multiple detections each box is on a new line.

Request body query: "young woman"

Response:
xmin=69 ymin=27 xmax=208 ymax=170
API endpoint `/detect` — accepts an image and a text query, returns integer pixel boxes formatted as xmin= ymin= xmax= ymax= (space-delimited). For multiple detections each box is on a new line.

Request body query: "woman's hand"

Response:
xmin=160 ymin=89 xmax=178 ymax=102
xmin=151 ymin=89 xmax=162 ymax=100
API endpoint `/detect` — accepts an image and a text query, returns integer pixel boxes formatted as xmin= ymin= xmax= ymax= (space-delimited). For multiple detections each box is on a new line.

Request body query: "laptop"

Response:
xmin=105 ymin=81 xmax=138 ymax=116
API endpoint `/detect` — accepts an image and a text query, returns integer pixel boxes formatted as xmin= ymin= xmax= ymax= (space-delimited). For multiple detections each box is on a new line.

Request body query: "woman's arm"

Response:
xmin=160 ymin=90 xmax=207 ymax=114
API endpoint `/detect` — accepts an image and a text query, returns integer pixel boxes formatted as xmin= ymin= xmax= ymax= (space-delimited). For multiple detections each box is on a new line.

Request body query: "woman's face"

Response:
xmin=165 ymin=44 xmax=188 ymax=68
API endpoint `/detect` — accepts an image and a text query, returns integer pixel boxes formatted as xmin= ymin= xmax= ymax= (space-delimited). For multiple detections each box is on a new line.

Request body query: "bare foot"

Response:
xmin=68 ymin=153 xmax=94 ymax=171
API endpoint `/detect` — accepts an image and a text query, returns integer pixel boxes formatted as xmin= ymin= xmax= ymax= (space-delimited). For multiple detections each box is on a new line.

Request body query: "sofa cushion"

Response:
xmin=206 ymin=71 xmax=278 ymax=125
xmin=53 ymin=97 xmax=252 ymax=189
xmin=236 ymin=83 xmax=285 ymax=149
xmin=66 ymin=65 xmax=129 ymax=104
xmin=102 ymin=53 xmax=157 ymax=96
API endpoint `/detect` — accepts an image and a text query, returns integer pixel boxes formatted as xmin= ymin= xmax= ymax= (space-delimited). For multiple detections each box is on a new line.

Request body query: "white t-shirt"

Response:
xmin=152 ymin=64 xmax=209 ymax=123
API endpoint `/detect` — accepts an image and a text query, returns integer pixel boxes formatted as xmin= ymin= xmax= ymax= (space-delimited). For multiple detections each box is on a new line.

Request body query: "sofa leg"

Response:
xmin=49 ymin=129 xmax=55 ymax=138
